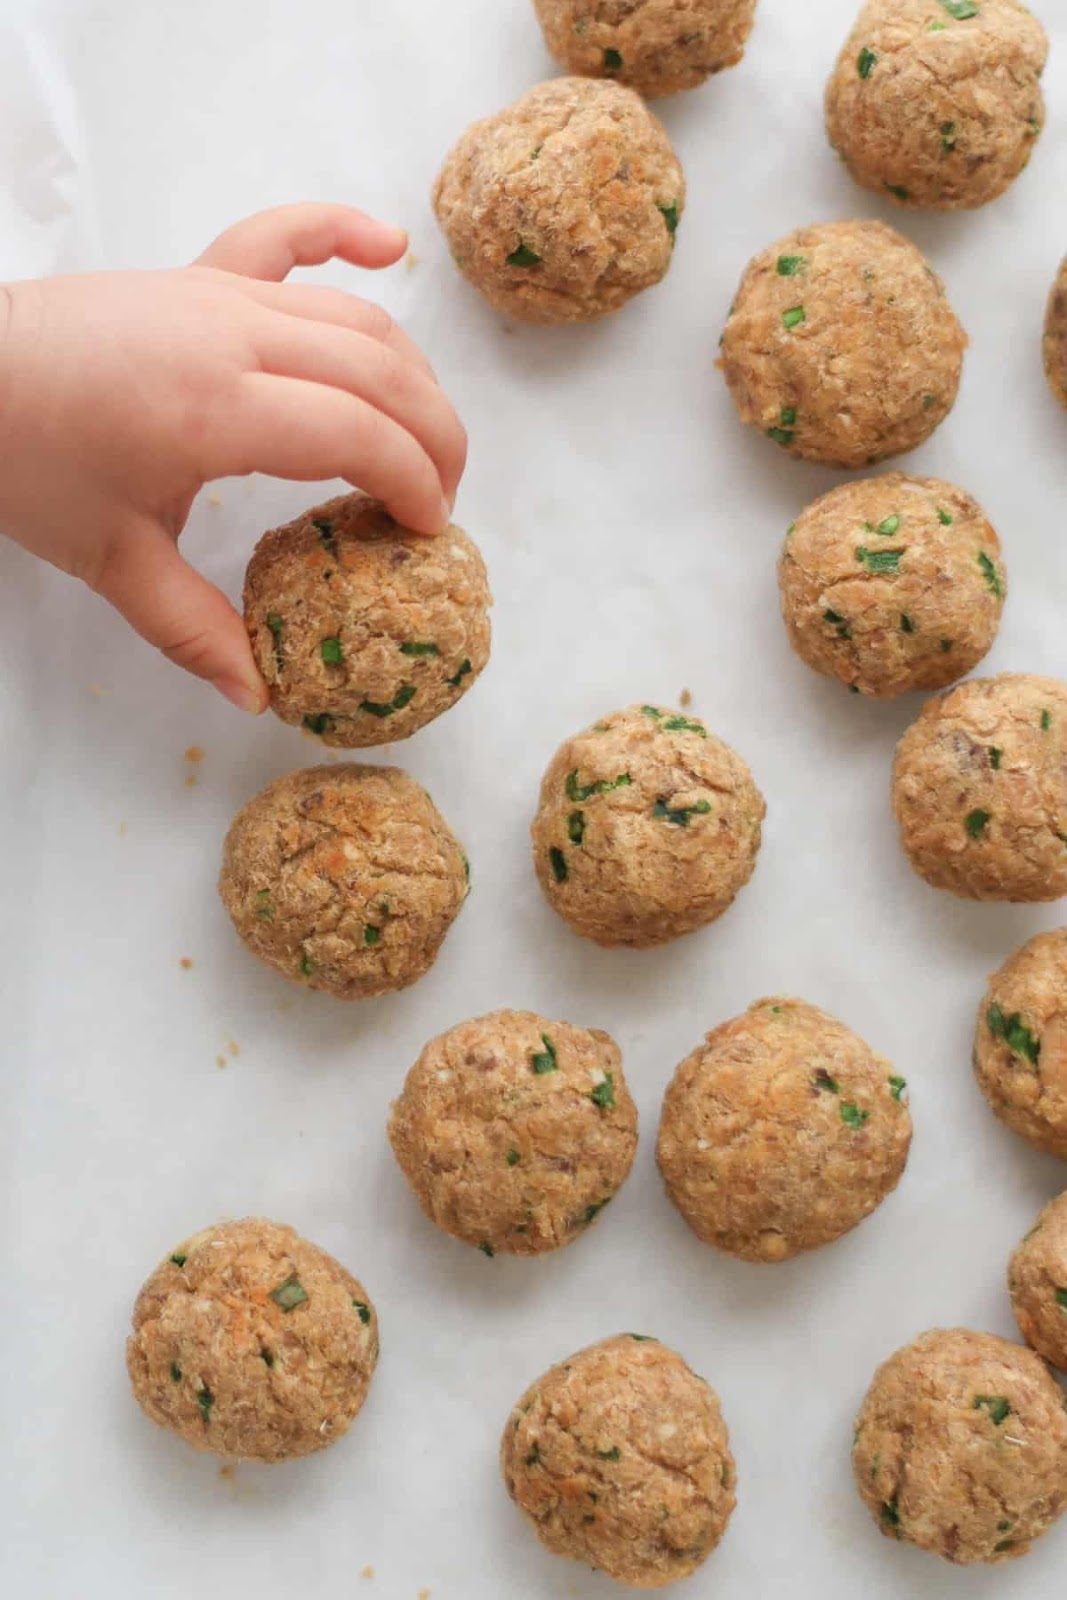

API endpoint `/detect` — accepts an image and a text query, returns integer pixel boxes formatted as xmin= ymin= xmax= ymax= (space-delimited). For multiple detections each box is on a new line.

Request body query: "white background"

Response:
xmin=2 ymin=1 xmax=1066 ymax=1596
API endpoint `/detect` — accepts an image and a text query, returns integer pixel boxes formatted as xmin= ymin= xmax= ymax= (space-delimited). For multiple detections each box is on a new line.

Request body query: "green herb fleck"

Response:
xmin=628 ymin=1334 xmax=656 ymax=1342
xmin=965 ymin=809 xmax=991 ymax=839
xmin=313 ymin=518 xmax=336 ymax=554
xmin=170 ymin=1362 xmax=182 ymax=1382
xmin=940 ymin=638 xmax=953 ymax=652
xmin=581 ymin=1199 xmax=611 ymax=1226
xmin=197 ymin=1386 xmax=214 ymax=1424
xmin=874 ymin=515 xmax=901 ymax=536
xmin=881 ymin=1499 xmax=901 ymax=1534
xmin=824 ymin=609 xmax=851 ymax=640
xmin=642 ymin=705 xmax=663 ymax=719
xmin=446 ymin=657 xmax=472 ymax=689
xmin=856 ymin=546 xmax=903 ymax=573
xmin=399 ymin=641 xmax=439 ymax=657
xmin=1041 ymin=710 xmax=1052 ymax=732
xmin=364 ymin=924 xmax=381 ymax=947
xmin=767 ymin=426 xmax=795 ymax=447
xmin=900 ymin=614 xmax=915 ymax=634
xmin=1055 ymin=1289 xmax=1067 ymax=1310
xmin=353 ymin=1300 xmax=371 ymax=1325
xmin=841 ymin=1102 xmax=870 ymax=1129
xmin=652 ymin=797 xmax=711 ymax=828
xmin=271 ymin=1274 xmax=309 ymax=1312
xmin=665 ymin=713 xmax=707 ymax=735
xmin=590 ymin=1073 xmax=616 ymax=1111
xmin=303 ymin=712 xmax=333 ymax=736
xmin=603 ymin=47 xmax=623 ymax=70
xmin=941 ymin=121 xmax=958 ymax=152
xmin=320 ymin=636 xmax=343 ymax=665
xmin=978 ymin=552 xmax=1002 ymax=596
xmin=857 ymin=47 xmax=877 ymax=78
xmin=939 ymin=0 xmax=979 ymax=17
xmin=994 ymin=1539 xmax=1015 ymax=1553
xmin=525 ymin=1445 xmax=540 ymax=1467
xmin=989 ymin=747 xmax=1002 ymax=770
xmin=782 ymin=306 xmax=806 ymax=330
xmin=531 ymin=1035 xmax=558 ymax=1074
xmin=777 ymin=255 xmax=807 ymax=277
xmin=780 ymin=406 xmax=797 ymax=427
xmin=937 ymin=507 xmax=953 ymax=525
xmin=507 ymin=243 xmax=541 ymax=268
xmin=360 ymin=684 xmax=416 ymax=718
xmin=987 ymin=1004 xmax=1041 ymax=1065
xmin=885 ymin=183 xmax=910 ymax=200
xmin=300 ymin=951 xmax=314 ymax=977
xmin=597 ymin=1446 xmax=621 ymax=1461
xmin=255 ymin=888 xmax=273 ymax=921
xmin=1028 ymin=117 xmax=1042 ymax=135
xmin=261 ymin=1348 xmax=275 ymax=1368
xmin=568 ymin=810 xmax=586 ymax=845
xmin=170 ymin=1253 xmax=187 ymax=1268
xmin=506 ymin=1150 xmax=521 ymax=1167
xmin=566 ymin=769 xmax=632 ymax=802
xmin=531 ymin=144 xmax=543 ymax=161
xmin=929 ymin=19 xmax=947 ymax=30
xmin=997 ymin=1521 xmax=1012 ymax=1533
xmin=266 ymin=613 xmax=285 ymax=672
xmin=478 ymin=1241 xmax=495 ymax=1258
xmin=923 ymin=393 xmax=937 ymax=411
xmin=813 ymin=1069 xmax=840 ymax=1095
xmin=889 ymin=1075 xmax=908 ymax=1101
xmin=549 ymin=846 xmax=568 ymax=883
xmin=657 ymin=201 xmax=679 ymax=236
xmin=974 ymin=1395 xmax=1011 ymax=1426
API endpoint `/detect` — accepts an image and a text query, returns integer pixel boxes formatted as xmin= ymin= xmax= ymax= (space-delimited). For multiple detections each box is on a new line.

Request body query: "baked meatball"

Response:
xmin=779 ymin=474 xmax=1005 ymax=697
xmin=219 ymin=764 xmax=468 ymax=999
xmin=245 ymin=492 xmax=491 ymax=748
xmin=853 ymin=1327 xmax=1067 ymax=1564
xmin=502 ymin=1334 xmax=735 ymax=1588
xmin=1010 ymin=1191 xmax=1067 ymax=1369
xmin=974 ymin=930 xmax=1067 ymax=1156
xmin=826 ymin=0 xmax=1047 ymax=212
xmin=657 ymin=997 xmax=911 ymax=1262
xmin=531 ymin=704 xmax=765 ymax=948
xmin=127 ymin=1218 xmax=378 ymax=1463
xmin=892 ymin=675 xmax=1067 ymax=901
xmin=433 ymin=77 xmax=684 ymax=325
xmin=1044 ymin=257 xmax=1067 ymax=410
xmin=719 ymin=220 xmax=967 ymax=467
xmin=531 ymin=0 xmax=758 ymax=99
xmin=388 ymin=1010 xmax=638 ymax=1256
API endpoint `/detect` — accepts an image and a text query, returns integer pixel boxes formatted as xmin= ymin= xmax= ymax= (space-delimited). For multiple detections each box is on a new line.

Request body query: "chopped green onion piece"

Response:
xmin=657 ymin=201 xmax=679 ymax=235
xmin=652 ymin=797 xmax=711 ymax=828
xmin=965 ymin=809 xmax=991 ymax=838
xmin=856 ymin=546 xmax=903 ymax=573
xmin=507 ymin=243 xmax=541 ymax=267
xmin=446 ymin=657 xmax=473 ymax=689
xmin=974 ymin=1395 xmax=1011 ymax=1426
xmin=603 ymin=47 xmax=623 ymax=70
xmin=271 ymin=1275 xmax=309 ymax=1312
xmin=549 ymin=846 xmax=568 ymax=883
xmin=889 ymin=1076 xmax=907 ymax=1101
xmin=478 ymin=1241 xmax=495 ymax=1258
xmin=360 ymin=684 xmax=416 ymax=718
xmin=841 ymin=1102 xmax=870 ymax=1129
xmin=857 ymin=47 xmax=877 ymax=77
xmin=568 ymin=810 xmax=586 ymax=845
xmin=531 ymin=1035 xmax=558 ymax=1074
xmin=782 ymin=306 xmax=806 ymax=330
xmin=197 ymin=1386 xmax=214 ymax=1423
xmin=170 ymin=1253 xmax=187 ymax=1268
xmin=353 ymin=1300 xmax=372 ymax=1325
xmin=590 ymin=1073 xmax=616 ymax=1111
xmin=320 ymin=636 xmax=343 ymax=665
xmin=978 ymin=552 xmax=1002 ymax=596
xmin=777 ymin=256 xmax=807 ymax=277
xmin=399 ymin=641 xmax=440 ymax=657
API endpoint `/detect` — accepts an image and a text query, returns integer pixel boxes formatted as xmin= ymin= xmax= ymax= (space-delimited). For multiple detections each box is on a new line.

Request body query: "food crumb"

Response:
xmin=87 ymin=684 xmax=106 ymax=699
xmin=405 ymin=252 xmax=418 ymax=272
xmin=118 ymin=821 xmax=128 ymax=837
xmin=418 ymin=1591 xmax=431 ymax=1599
xmin=218 ymin=1465 xmax=236 ymax=1481
xmin=207 ymin=493 xmax=223 ymax=507
xmin=227 ymin=1039 xmax=240 ymax=1058
xmin=680 ymin=688 xmax=692 ymax=708
xmin=179 ymin=958 xmax=193 ymax=971
xmin=185 ymin=746 xmax=205 ymax=764
xmin=216 ymin=1055 xmax=227 ymax=1070
xmin=184 ymin=773 xmax=199 ymax=788
xmin=360 ymin=1569 xmax=374 ymax=1581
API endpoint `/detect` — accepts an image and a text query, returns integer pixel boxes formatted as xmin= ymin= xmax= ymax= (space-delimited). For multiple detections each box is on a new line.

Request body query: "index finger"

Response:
xmin=195 ymin=202 xmax=408 ymax=281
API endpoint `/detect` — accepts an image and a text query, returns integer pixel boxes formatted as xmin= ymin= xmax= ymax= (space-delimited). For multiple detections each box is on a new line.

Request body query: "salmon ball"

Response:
xmin=502 ymin=1335 xmax=736 ymax=1588
xmin=779 ymin=474 xmax=1005 ymax=697
xmin=219 ymin=764 xmax=468 ymax=999
xmin=892 ymin=675 xmax=1067 ymax=901
xmin=244 ymin=492 xmax=491 ymax=749
xmin=388 ymin=1010 xmax=638 ymax=1256
xmin=1044 ymin=257 xmax=1067 ymax=410
xmin=1010 ymin=1191 xmax=1067 ymax=1369
xmin=531 ymin=0 xmax=758 ymax=99
xmin=826 ymin=0 xmax=1048 ymax=212
xmin=719 ymin=220 xmax=967 ymax=467
xmin=657 ymin=998 xmax=911 ymax=1262
xmin=531 ymin=704 xmax=765 ymax=948
xmin=974 ymin=930 xmax=1067 ymax=1156
xmin=127 ymin=1218 xmax=379 ymax=1463
xmin=853 ymin=1328 xmax=1067 ymax=1564
xmin=433 ymin=77 xmax=684 ymax=325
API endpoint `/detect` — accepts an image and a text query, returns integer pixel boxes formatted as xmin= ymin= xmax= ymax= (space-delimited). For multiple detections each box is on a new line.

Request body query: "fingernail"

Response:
xmin=437 ymin=497 xmax=453 ymax=533
xmin=218 ymin=677 xmax=266 ymax=714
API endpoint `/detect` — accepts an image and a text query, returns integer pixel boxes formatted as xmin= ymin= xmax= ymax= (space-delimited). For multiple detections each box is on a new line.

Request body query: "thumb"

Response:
xmin=92 ymin=526 xmax=268 ymax=713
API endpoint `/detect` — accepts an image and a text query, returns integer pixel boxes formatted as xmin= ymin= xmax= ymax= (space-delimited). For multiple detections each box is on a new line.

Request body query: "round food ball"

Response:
xmin=389 ymin=1010 xmax=637 ymax=1256
xmin=244 ymin=492 xmax=491 ymax=748
xmin=433 ymin=77 xmax=684 ymax=325
xmin=657 ymin=997 xmax=911 ymax=1262
xmin=853 ymin=1327 xmax=1067 ymax=1564
xmin=1010 ymin=1191 xmax=1067 ymax=1368
xmin=892 ymin=675 xmax=1067 ymax=902
xmin=502 ymin=1334 xmax=735 ymax=1588
xmin=1043 ymin=257 xmax=1067 ymax=409
xmin=719 ymin=219 xmax=967 ymax=467
xmin=219 ymin=764 xmax=468 ymax=999
xmin=127 ymin=1218 xmax=379 ymax=1463
xmin=531 ymin=0 xmax=757 ymax=99
xmin=531 ymin=704 xmax=765 ymax=948
xmin=826 ymin=0 xmax=1047 ymax=212
xmin=975 ymin=930 xmax=1067 ymax=1156
xmin=779 ymin=473 xmax=1005 ymax=697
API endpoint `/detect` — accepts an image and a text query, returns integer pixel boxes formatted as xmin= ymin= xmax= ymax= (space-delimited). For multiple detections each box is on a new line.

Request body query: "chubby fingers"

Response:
xmin=240 ymin=280 xmax=438 ymax=382
xmin=91 ymin=524 xmax=268 ymax=713
xmin=196 ymin=202 xmax=407 ymax=281
xmin=212 ymin=373 xmax=451 ymax=535
xmin=254 ymin=314 xmax=466 ymax=505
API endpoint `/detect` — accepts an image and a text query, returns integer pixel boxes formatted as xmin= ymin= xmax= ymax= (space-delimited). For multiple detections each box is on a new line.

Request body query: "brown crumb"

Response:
xmin=185 ymin=746 xmax=205 ymax=764
xmin=418 ymin=1591 xmax=430 ymax=1599
xmin=218 ymin=1465 xmax=236 ymax=1481
xmin=207 ymin=492 xmax=223 ymax=507
xmin=216 ymin=1055 xmax=227 ymax=1070
xmin=405 ymin=252 xmax=418 ymax=272
xmin=184 ymin=774 xmax=198 ymax=789
xmin=360 ymin=1569 xmax=374 ymax=1582
xmin=87 ymin=684 xmax=106 ymax=699
xmin=680 ymin=688 xmax=692 ymax=708
xmin=227 ymin=1039 xmax=240 ymax=1058
xmin=179 ymin=958 xmax=193 ymax=971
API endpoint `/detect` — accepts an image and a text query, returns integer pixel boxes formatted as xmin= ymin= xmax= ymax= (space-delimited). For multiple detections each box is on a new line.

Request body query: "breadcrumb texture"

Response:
xmin=127 ymin=1218 xmax=378 ymax=1463
xmin=657 ymin=997 xmax=911 ymax=1262
xmin=853 ymin=1327 xmax=1067 ymax=1564
xmin=219 ymin=764 xmax=468 ymax=999
xmin=502 ymin=1334 xmax=735 ymax=1588
xmin=1043 ymin=257 xmax=1067 ymax=409
xmin=245 ymin=492 xmax=491 ymax=748
xmin=779 ymin=473 xmax=1004 ymax=697
xmin=433 ymin=77 xmax=684 ymax=324
xmin=531 ymin=704 xmax=765 ymax=948
xmin=892 ymin=674 xmax=1067 ymax=901
xmin=826 ymin=0 xmax=1047 ymax=211
xmin=531 ymin=0 xmax=757 ymax=98
xmin=1010 ymin=1188 xmax=1067 ymax=1367
xmin=389 ymin=1010 xmax=637 ymax=1255
xmin=719 ymin=219 xmax=966 ymax=467
xmin=975 ymin=929 xmax=1067 ymax=1156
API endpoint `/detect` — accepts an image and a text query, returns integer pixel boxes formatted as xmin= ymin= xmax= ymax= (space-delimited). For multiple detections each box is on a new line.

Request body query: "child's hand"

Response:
xmin=0 ymin=203 xmax=467 ymax=712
